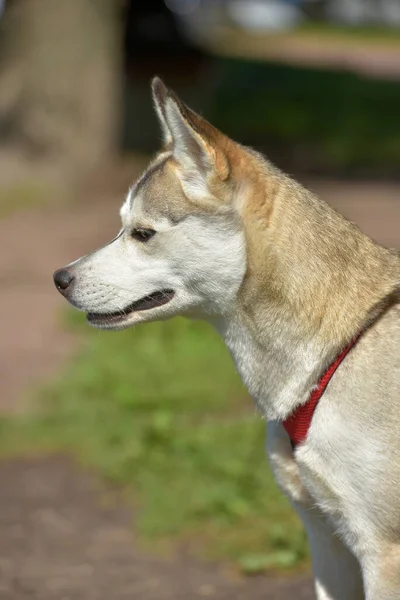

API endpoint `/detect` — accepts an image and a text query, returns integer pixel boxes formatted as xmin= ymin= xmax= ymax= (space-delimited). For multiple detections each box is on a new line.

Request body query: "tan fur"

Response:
xmin=238 ymin=153 xmax=399 ymax=341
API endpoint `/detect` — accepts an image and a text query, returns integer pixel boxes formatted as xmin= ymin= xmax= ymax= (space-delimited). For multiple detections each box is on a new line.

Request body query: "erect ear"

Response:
xmin=151 ymin=76 xmax=230 ymax=182
xmin=151 ymin=76 xmax=173 ymax=146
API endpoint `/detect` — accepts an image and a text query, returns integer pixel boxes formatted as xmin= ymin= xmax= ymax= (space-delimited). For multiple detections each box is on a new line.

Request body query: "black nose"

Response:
xmin=53 ymin=268 xmax=74 ymax=292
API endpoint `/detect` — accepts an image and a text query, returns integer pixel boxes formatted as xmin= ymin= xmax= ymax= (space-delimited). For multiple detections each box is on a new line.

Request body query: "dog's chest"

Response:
xmin=268 ymin=430 xmax=360 ymax=552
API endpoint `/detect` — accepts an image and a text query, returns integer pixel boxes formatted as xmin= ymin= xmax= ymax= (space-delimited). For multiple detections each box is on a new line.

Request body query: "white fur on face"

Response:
xmin=64 ymin=192 xmax=246 ymax=329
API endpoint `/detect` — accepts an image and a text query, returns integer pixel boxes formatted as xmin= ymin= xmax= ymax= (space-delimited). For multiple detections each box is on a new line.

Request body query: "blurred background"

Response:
xmin=0 ymin=1 xmax=399 ymax=598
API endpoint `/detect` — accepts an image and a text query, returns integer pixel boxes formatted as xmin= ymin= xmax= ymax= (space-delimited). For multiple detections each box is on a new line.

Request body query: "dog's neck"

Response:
xmin=216 ymin=310 xmax=324 ymax=420
xmin=217 ymin=157 xmax=399 ymax=420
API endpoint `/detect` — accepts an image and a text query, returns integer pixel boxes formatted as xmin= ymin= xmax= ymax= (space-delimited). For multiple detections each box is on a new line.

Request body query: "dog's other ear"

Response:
xmin=151 ymin=77 xmax=230 ymax=182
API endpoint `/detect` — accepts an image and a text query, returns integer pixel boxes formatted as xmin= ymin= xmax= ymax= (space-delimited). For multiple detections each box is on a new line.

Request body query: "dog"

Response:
xmin=54 ymin=77 xmax=400 ymax=600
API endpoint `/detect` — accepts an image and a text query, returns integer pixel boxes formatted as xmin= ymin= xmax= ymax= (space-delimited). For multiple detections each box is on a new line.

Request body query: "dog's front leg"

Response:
xmin=266 ymin=421 xmax=364 ymax=600
xmin=298 ymin=505 xmax=364 ymax=600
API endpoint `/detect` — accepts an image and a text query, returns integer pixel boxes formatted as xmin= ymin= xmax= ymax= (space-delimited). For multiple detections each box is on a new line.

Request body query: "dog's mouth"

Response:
xmin=86 ymin=289 xmax=175 ymax=327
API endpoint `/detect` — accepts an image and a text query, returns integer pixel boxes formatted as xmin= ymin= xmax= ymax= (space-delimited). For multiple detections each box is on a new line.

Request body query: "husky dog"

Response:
xmin=54 ymin=78 xmax=400 ymax=600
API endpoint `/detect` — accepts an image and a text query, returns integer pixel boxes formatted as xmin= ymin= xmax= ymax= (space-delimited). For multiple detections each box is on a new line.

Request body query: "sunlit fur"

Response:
xmin=58 ymin=77 xmax=400 ymax=600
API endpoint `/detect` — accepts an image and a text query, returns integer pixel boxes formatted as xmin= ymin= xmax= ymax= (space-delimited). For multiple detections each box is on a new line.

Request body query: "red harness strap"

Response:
xmin=282 ymin=335 xmax=361 ymax=448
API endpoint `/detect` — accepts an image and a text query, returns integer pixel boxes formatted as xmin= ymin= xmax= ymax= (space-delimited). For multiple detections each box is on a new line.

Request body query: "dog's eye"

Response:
xmin=131 ymin=228 xmax=156 ymax=242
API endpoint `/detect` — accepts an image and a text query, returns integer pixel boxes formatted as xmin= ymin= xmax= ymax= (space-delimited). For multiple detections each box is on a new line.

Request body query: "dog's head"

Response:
xmin=53 ymin=78 xmax=249 ymax=329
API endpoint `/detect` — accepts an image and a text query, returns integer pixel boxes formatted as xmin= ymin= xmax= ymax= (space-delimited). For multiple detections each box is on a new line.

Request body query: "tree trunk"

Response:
xmin=0 ymin=0 xmax=121 ymax=178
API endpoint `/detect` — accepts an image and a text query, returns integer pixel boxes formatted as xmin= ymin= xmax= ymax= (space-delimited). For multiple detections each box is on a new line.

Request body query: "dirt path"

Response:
xmin=0 ymin=176 xmax=399 ymax=599
xmin=208 ymin=29 xmax=400 ymax=80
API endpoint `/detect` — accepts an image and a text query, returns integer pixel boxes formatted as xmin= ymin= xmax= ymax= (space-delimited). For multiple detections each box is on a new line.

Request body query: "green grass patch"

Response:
xmin=0 ymin=314 xmax=308 ymax=572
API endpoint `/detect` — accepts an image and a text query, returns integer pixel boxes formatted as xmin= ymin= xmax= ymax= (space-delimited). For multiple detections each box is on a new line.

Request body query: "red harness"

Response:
xmin=282 ymin=335 xmax=361 ymax=448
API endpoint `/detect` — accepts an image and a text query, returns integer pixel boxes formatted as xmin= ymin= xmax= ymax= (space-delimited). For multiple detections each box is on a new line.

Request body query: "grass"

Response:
xmin=0 ymin=313 xmax=308 ymax=574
